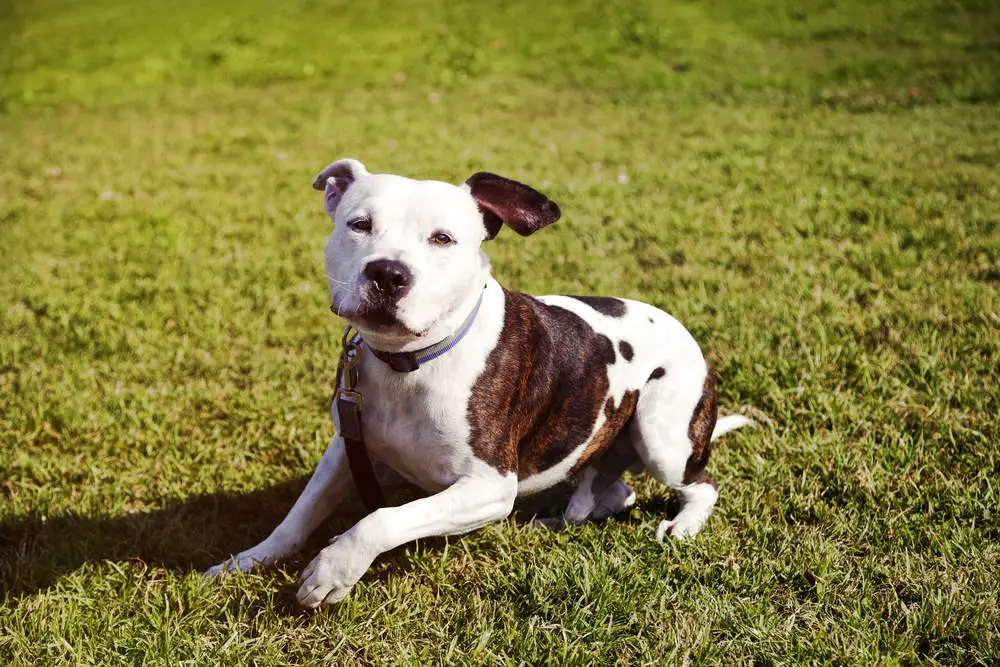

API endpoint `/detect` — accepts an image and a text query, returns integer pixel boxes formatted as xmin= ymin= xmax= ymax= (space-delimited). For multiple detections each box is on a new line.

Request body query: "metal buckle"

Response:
xmin=336 ymin=325 xmax=363 ymax=390
xmin=333 ymin=388 xmax=363 ymax=412
xmin=333 ymin=326 xmax=365 ymax=423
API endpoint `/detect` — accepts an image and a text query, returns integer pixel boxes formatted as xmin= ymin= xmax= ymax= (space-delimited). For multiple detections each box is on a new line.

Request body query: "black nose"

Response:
xmin=363 ymin=259 xmax=413 ymax=299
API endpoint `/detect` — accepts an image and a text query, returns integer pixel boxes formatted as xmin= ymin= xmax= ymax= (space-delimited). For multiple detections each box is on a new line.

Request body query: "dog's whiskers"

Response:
xmin=325 ymin=274 xmax=350 ymax=288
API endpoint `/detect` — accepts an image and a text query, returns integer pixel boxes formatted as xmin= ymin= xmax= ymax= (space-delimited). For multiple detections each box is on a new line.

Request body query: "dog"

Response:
xmin=206 ymin=159 xmax=751 ymax=607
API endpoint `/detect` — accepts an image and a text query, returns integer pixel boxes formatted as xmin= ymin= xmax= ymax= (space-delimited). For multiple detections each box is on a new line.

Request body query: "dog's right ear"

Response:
xmin=312 ymin=158 xmax=368 ymax=218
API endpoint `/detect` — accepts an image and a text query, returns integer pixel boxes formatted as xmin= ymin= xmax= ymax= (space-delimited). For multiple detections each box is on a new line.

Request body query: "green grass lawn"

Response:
xmin=2 ymin=0 xmax=999 ymax=663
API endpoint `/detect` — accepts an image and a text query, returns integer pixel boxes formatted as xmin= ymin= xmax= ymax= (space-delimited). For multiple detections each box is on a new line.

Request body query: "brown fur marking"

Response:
xmin=598 ymin=334 xmax=616 ymax=365
xmin=467 ymin=290 xmax=637 ymax=478
xmin=568 ymin=390 xmax=640 ymax=477
xmin=683 ymin=369 xmax=718 ymax=484
xmin=568 ymin=296 xmax=627 ymax=318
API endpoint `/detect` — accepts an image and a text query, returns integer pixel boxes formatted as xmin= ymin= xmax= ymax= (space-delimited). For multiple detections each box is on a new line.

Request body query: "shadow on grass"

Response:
xmin=0 ymin=476 xmax=319 ymax=600
xmin=0 ymin=475 xmax=671 ymax=604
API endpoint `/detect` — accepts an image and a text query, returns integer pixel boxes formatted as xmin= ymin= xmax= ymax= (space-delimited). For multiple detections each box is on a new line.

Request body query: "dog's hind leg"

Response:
xmin=561 ymin=371 xmax=751 ymax=534
xmin=631 ymin=365 xmax=725 ymax=541
xmin=563 ymin=434 xmax=641 ymax=524
xmin=590 ymin=478 xmax=638 ymax=521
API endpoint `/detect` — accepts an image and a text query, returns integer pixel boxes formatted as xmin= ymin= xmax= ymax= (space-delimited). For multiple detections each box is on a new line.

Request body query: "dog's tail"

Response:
xmin=711 ymin=414 xmax=754 ymax=441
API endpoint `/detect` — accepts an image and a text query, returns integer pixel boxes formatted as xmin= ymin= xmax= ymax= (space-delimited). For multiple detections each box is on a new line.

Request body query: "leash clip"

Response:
xmin=335 ymin=325 xmax=364 ymax=396
xmin=331 ymin=325 xmax=384 ymax=511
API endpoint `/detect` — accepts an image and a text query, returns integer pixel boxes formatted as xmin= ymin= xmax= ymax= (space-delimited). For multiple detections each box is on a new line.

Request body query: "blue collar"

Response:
xmin=364 ymin=287 xmax=485 ymax=373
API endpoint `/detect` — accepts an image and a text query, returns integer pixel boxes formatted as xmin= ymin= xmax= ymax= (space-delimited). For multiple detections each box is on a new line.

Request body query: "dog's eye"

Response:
xmin=347 ymin=217 xmax=373 ymax=233
xmin=429 ymin=231 xmax=454 ymax=246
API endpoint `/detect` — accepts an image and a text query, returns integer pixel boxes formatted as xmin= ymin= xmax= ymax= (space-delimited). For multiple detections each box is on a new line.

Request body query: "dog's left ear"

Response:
xmin=464 ymin=172 xmax=561 ymax=240
xmin=313 ymin=158 xmax=369 ymax=218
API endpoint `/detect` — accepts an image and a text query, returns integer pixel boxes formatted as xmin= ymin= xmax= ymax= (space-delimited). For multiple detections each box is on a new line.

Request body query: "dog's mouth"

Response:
xmin=331 ymin=293 xmax=426 ymax=338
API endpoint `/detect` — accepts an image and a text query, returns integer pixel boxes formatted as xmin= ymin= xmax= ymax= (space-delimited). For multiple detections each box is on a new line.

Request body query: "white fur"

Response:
xmin=713 ymin=414 xmax=755 ymax=440
xmin=207 ymin=160 xmax=752 ymax=606
xmin=656 ymin=483 xmax=718 ymax=541
xmin=323 ymin=168 xmax=493 ymax=352
xmin=298 ymin=461 xmax=516 ymax=606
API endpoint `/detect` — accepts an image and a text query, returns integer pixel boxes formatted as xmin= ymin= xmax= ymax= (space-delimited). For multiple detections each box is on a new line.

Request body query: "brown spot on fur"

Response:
xmin=683 ymin=369 xmax=718 ymax=484
xmin=467 ymin=290 xmax=636 ymax=478
xmin=618 ymin=340 xmax=634 ymax=361
xmin=648 ymin=366 xmax=665 ymax=380
xmin=568 ymin=296 xmax=627 ymax=318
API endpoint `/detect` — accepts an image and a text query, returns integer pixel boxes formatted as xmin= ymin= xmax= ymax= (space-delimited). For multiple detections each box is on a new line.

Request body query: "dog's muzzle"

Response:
xmin=330 ymin=259 xmax=417 ymax=335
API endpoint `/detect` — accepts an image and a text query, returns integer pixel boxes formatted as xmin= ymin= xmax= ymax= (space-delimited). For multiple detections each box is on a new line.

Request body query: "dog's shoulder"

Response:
xmin=466 ymin=289 xmax=639 ymax=481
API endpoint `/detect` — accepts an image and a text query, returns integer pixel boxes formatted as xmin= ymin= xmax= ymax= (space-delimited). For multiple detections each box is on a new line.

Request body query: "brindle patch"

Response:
xmin=569 ymin=390 xmax=640 ymax=477
xmin=649 ymin=366 xmax=665 ymax=380
xmin=567 ymin=296 xmax=627 ymax=318
xmin=467 ymin=290 xmax=635 ymax=478
xmin=618 ymin=340 xmax=634 ymax=362
xmin=598 ymin=334 xmax=616 ymax=364
xmin=683 ymin=369 xmax=718 ymax=484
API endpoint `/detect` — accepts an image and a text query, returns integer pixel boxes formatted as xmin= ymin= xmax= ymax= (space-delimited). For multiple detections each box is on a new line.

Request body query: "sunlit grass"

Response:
xmin=2 ymin=0 xmax=999 ymax=663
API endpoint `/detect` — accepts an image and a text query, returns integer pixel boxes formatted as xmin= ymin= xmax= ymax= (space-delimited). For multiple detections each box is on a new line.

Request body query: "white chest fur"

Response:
xmin=355 ymin=280 xmax=506 ymax=491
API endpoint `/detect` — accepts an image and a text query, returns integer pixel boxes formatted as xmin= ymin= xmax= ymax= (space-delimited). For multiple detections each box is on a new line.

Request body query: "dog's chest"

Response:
xmin=356 ymin=359 xmax=481 ymax=491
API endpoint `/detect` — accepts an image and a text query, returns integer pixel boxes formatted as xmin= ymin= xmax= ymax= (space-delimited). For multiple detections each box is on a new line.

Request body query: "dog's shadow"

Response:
xmin=1 ymin=476 xmax=315 ymax=602
xmin=1 ymin=475 xmax=674 ymax=605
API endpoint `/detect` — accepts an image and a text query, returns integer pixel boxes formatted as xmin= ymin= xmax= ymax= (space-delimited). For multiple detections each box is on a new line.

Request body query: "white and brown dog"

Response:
xmin=206 ymin=159 xmax=751 ymax=607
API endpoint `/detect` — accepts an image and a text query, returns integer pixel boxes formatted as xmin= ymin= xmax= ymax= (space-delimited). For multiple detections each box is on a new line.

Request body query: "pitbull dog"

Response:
xmin=206 ymin=159 xmax=751 ymax=607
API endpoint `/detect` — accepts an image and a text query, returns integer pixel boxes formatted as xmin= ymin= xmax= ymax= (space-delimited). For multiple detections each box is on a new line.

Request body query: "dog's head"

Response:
xmin=315 ymin=159 xmax=560 ymax=348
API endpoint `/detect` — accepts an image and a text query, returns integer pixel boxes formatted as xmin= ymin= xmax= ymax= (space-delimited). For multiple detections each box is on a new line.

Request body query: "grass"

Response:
xmin=2 ymin=0 xmax=999 ymax=662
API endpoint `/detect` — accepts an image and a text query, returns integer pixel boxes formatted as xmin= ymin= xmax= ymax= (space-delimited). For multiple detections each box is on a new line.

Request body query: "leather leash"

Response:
xmin=332 ymin=326 xmax=385 ymax=512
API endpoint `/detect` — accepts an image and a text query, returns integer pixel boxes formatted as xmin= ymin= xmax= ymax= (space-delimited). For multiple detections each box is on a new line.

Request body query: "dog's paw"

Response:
xmin=591 ymin=481 xmax=637 ymax=521
xmin=295 ymin=538 xmax=372 ymax=608
xmin=655 ymin=517 xmax=703 ymax=542
xmin=296 ymin=557 xmax=353 ymax=608
xmin=203 ymin=539 xmax=291 ymax=577
xmin=204 ymin=551 xmax=267 ymax=577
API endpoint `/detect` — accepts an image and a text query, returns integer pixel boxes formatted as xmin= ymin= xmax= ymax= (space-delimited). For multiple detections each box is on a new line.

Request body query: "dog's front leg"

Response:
xmin=296 ymin=471 xmax=517 ymax=607
xmin=205 ymin=436 xmax=353 ymax=576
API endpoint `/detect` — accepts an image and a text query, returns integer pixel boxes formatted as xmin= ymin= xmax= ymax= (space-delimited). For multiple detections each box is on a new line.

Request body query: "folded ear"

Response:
xmin=464 ymin=172 xmax=561 ymax=240
xmin=312 ymin=158 xmax=369 ymax=218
